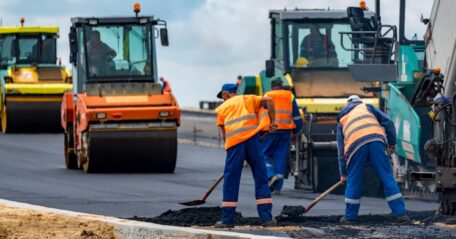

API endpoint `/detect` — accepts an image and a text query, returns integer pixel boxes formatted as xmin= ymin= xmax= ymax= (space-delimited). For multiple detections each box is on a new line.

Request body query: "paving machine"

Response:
xmin=339 ymin=0 xmax=438 ymax=199
xmin=0 ymin=19 xmax=72 ymax=133
xmin=61 ymin=4 xmax=180 ymax=173
xmin=239 ymin=5 xmax=384 ymax=195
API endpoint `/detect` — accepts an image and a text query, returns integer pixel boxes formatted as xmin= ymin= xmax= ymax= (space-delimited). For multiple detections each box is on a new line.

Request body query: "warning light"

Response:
xmin=134 ymin=3 xmax=141 ymax=15
xmin=20 ymin=17 xmax=25 ymax=26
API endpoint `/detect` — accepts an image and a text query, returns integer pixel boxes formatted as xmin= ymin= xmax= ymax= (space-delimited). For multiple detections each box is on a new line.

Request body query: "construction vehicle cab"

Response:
xmin=62 ymin=7 xmax=180 ymax=173
xmin=0 ymin=23 xmax=72 ymax=133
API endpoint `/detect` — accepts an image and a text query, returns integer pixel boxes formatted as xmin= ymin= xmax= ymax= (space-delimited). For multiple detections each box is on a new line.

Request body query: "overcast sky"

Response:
xmin=0 ymin=0 xmax=433 ymax=106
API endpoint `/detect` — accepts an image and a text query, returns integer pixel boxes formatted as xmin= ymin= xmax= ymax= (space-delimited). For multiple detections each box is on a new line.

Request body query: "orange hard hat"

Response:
xmin=359 ymin=1 xmax=367 ymax=10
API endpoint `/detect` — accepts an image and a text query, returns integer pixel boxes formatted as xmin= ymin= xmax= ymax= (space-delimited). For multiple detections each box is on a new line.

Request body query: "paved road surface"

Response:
xmin=0 ymin=132 xmax=438 ymax=219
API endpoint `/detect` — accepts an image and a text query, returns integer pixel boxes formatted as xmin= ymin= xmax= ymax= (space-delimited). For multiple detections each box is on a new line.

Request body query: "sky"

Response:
xmin=0 ymin=0 xmax=433 ymax=107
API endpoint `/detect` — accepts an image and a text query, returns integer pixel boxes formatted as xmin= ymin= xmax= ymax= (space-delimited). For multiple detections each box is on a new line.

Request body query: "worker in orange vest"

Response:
xmin=160 ymin=77 xmax=172 ymax=94
xmin=262 ymin=78 xmax=303 ymax=194
xmin=214 ymin=83 xmax=278 ymax=228
xmin=337 ymin=95 xmax=409 ymax=224
xmin=359 ymin=0 xmax=368 ymax=10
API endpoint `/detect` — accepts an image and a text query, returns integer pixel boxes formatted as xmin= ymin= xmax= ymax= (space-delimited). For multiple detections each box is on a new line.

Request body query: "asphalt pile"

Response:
xmin=131 ymin=206 xmax=456 ymax=238
xmin=133 ymin=206 xmax=442 ymax=227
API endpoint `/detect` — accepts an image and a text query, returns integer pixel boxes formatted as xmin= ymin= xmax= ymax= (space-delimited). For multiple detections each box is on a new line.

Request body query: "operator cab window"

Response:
xmin=288 ymin=22 xmax=353 ymax=68
xmin=0 ymin=35 xmax=16 ymax=66
xmin=84 ymin=25 xmax=152 ymax=79
xmin=18 ymin=37 xmax=38 ymax=63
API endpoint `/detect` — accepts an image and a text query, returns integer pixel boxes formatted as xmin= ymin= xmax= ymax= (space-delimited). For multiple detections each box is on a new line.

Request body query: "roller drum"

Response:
xmin=3 ymin=101 xmax=62 ymax=133
xmin=86 ymin=129 xmax=177 ymax=173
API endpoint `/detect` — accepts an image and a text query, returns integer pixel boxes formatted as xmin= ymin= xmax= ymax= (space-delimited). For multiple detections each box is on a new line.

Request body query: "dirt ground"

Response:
xmin=0 ymin=204 xmax=115 ymax=239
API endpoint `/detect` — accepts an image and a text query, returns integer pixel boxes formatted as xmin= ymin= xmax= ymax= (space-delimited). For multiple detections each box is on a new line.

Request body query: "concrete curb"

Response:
xmin=0 ymin=199 xmax=289 ymax=239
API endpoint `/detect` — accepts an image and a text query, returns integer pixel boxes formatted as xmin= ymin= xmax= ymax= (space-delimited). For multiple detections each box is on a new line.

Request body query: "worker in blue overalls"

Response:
xmin=214 ymin=83 xmax=278 ymax=228
xmin=262 ymin=78 xmax=303 ymax=194
xmin=337 ymin=95 xmax=410 ymax=224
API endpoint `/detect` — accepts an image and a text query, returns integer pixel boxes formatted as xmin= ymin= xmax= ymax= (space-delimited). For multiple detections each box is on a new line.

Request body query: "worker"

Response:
xmin=160 ymin=77 xmax=172 ymax=94
xmin=359 ymin=0 xmax=368 ymax=10
xmin=337 ymin=95 xmax=410 ymax=224
xmin=87 ymin=31 xmax=116 ymax=76
xmin=236 ymin=75 xmax=243 ymax=86
xmin=214 ymin=83 xmax=278 ymax=228
xmin=299 ymin=25 xmax=338 ymax=67
xmin=30 ymin=36 xmax=55 ymax=63
xmin=262 ymin=78 xmax=303 ymax=194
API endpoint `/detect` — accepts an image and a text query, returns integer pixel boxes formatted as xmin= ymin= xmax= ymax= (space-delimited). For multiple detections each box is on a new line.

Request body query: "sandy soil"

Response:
xmin=0 ymin=204 xmax=114 ymax=239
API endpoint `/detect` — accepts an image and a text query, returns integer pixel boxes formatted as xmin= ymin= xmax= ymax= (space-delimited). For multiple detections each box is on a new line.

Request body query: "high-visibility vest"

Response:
xmin=215 ymin=95 xmax=270 ymax=150
xmin=339 ymin=104 xmax=386 ymax=158
xmin=162 ymin=80 xmax=172 ymax=93
xmin=264 ymin=90 xmax=296 ymax=130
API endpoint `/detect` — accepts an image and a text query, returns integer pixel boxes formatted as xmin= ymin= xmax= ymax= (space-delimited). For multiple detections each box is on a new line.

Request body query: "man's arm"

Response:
xmin=219 ymin=126 xmax=226 ymax=142
xmin=260 ymin=96 xmax=276 ymax=126
xmin=102 ymin=42 xmax=117 ymax=57
xmin=337 ymin=124 xmax=347 ymax=178
xmin=292 ymin=98 xmax=303 ymax=133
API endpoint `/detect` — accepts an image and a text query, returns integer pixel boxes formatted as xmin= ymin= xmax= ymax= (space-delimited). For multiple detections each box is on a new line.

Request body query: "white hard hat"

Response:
xmin=347 ymin=95 xmax=362 ymax=104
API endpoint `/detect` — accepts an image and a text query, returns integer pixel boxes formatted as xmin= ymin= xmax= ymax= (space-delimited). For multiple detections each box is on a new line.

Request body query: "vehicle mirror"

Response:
xmin=265 ymin=60 xmax=275 ymax=78
xmin=69 ymin=27 xmax=78 ymax=64
xmin=160 ymin=28 xmax=169 ymax=46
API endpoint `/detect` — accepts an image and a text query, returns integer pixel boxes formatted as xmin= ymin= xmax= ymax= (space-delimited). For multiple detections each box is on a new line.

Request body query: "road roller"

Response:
xmin=0 ymin=19 xmax=73 ymax=133
xmin=61 ymin=4 xmax=180 ymax=173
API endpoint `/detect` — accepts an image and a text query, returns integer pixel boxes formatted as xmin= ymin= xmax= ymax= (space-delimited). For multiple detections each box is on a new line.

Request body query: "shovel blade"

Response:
xmin=178 ymin=199 xmax=206 ymax=206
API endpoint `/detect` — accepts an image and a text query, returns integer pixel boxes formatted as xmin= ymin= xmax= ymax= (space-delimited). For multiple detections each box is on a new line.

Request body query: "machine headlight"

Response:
xmin=88 ymin=19 xmax=98 ymax=25
xmin=96 ymin=113 xmax=106 ymax=119
xmin=139 ymin=18 xmax=148 ymax=24
xmin=160 ymin=111 xmax=169 ymax=117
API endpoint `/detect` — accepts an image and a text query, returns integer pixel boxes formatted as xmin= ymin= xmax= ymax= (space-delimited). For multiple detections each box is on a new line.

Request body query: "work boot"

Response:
xmin=339 ymin=216 xmax=358 ymax=225
xmin=214 ymin=221 xmax=234 ymax=229
xmin=261 ymin=218 xmax=277 ymax=227
xmin=396 ymin=214 xmax=411 ymax=223
xmin=268 ymin=176 xmax=279 ymax=189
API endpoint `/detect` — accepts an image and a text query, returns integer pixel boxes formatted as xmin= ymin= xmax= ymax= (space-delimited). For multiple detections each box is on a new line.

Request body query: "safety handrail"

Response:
xmin=339 ymin=24 xmax=397 ymax=64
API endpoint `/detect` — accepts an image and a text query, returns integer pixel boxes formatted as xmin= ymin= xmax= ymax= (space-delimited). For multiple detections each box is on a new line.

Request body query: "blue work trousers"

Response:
xmin=345 ymin=141 xmax=406 ymax=220
xmin=222 ymin=134 xmax=272 ymax=224
xmin=262 ymin=130 xmax=292 ymax=190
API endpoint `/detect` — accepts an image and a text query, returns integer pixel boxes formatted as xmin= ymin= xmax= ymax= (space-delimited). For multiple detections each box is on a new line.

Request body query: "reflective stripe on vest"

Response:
xmin=265 ymin=90 xmax=296 ymax=130
xmin=339 ymin=104 xmax=386 ymax=157
xmin=215 ymin=95 xmax=268 ymax=150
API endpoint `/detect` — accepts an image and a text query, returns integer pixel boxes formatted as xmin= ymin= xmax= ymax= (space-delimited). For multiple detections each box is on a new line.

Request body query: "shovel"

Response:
xmin=303 ymin=181 xmax=342 ymax=213
xmin=179 ymin=174 xmax=224 ymax=206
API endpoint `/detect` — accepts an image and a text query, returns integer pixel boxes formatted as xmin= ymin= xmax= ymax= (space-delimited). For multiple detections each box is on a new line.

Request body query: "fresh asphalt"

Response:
xmin=0 ymin=114 xmax=438 ymax=219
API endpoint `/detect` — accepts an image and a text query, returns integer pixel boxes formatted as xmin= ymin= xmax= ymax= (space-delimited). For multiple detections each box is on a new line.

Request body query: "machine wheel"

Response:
xmin=82 ymin=156 xmax=94 ymax=173
xmin=64 ymin=126 xmax=78 ymax=169
xmin=81 ymin=133 xmax=98 ymax=173
xmin=1 ymin=105 xmax=8 ymax=134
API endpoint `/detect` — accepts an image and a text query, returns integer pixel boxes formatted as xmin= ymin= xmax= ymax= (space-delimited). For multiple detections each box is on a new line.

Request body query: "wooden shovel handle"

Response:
xmin=305 ymin=181 xmax=342 ymax=213
xmin=201 ymin=174 xmax=224 ymax=201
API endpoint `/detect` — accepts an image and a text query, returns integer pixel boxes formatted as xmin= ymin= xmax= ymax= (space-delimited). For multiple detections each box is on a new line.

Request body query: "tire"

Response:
xmin=64 ymin=126 xmax=78 ymax=169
